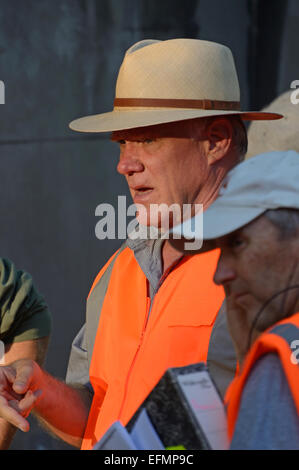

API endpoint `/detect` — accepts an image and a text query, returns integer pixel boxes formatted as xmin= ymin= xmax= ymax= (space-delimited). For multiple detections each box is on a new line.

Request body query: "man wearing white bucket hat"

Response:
xmin=171 ymin=150 xmax=299 ymax=449
xmin=0 ymin=38 xmax=282 ymax=449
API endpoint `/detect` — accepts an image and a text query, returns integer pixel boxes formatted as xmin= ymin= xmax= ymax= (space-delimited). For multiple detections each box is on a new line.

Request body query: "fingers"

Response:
xmin=1 ymin=366 xmax=16 ymax=385
xmin=0 ymin=395 xmax=29 ymax=432
xmin=0 ymin=389 xmax=42 ymax=432
xmin=0 ymin=366 xmax=22 ymax=401
xmin=0 ymin=360 xmax=42 ymax=432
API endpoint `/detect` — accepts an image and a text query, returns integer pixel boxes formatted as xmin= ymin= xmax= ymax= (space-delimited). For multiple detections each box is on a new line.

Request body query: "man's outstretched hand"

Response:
xmin=0 ymin=359 xmax=43 ymax=432
xmin=0 ymin=359 xmax=92 ymax=447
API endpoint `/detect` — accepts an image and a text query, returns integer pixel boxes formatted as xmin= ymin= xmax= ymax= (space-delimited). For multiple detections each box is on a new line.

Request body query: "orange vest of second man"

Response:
xmin=225 ymin=312 xmax=299 ymax=442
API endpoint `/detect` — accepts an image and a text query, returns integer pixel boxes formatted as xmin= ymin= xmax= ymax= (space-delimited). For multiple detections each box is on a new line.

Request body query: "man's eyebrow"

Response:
xmin=220 ymin=228 xmax=244 ymax=245
xmin=110 ymin=138 xmax=125 ymax=143
xmin=110 ymin=134 xmax=135 ymax=142
xmin=228 ymin=228 xmax=243 ymax=239
xmin=110 ymin=134 xmax=157 ymax=142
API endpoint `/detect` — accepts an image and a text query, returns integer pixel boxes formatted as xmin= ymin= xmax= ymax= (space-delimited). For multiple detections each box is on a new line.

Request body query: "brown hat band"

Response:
xmin=114 ymin=97 xmax=241 ymax=111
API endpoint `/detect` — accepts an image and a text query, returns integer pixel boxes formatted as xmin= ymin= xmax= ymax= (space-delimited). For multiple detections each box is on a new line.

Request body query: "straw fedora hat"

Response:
xmin=69 ymin=38 xmax=282 ymax=133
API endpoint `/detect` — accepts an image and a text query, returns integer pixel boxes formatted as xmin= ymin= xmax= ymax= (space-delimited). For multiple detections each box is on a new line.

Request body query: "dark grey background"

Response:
xmin=0 ymin=0 xmax=296 ymax=449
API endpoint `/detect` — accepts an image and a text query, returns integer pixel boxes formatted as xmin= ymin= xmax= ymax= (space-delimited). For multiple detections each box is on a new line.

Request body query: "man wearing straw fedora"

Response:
xmin=0 ymin=38 xmax=281 ymax=449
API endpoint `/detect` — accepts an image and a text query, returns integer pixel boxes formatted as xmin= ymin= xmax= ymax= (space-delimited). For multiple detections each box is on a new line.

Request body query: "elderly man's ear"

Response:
xmin=205 ymin=118 xmax=234 ymax=165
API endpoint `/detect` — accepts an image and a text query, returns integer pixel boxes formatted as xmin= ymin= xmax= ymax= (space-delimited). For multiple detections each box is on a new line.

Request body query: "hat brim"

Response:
xmin=170 ymin=204 xmax=267 ymax=254
xmin=69 ymin=109 xmax=282 ymax=133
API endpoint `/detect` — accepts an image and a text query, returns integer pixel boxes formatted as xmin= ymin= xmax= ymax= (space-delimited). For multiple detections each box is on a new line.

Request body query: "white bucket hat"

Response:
xmin=246 ymin=90 xmax=299 ymax=158
xmin=69 ymin=38 xmax=282 ymax=133
xmin=171 ymin=150 xmax=299 ymax=252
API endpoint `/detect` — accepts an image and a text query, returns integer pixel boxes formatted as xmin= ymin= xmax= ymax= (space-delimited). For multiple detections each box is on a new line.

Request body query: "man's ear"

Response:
xmin=205 ymin=118 xmax=233 ymax=165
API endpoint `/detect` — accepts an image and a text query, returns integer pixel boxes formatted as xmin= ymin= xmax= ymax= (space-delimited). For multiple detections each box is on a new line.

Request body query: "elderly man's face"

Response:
xmin=213 ymin=215 xmax=299 ymax=353
xmin=111 ymin=121 xmax=209 ymax=227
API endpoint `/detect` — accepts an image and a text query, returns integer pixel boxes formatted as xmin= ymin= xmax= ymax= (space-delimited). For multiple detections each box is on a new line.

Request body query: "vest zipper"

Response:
xmin=117 ymin=257 xmax=185 ymax=422
xmin=117 ymin=296 xmax=151 ymax=421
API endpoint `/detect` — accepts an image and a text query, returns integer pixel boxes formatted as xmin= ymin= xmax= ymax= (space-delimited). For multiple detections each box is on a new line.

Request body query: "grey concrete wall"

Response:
xmin=0 ymin=0 xmax=296 ymax=450
xmin=196 ymin=0 xmax=250 ymax=110
xmin=278 ymin=0 xmax=299 ymax=94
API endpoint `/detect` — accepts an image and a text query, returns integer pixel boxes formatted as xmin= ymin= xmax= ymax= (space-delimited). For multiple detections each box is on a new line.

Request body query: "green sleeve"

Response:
xmin=0 ymin=258 xmax=52 ymax=344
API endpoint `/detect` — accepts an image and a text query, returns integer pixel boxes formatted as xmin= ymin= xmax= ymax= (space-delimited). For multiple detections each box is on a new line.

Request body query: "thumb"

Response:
xmin=12 ymin=361 xmax=35 ymax=395
xmin=20 ymin=389 xmax=43 ymax=418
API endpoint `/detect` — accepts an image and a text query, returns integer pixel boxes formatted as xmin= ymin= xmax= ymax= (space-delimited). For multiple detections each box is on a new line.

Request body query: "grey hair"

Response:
xmin=229 ymin=115 xmax=248 ymax=161
xmin=264 ymin=208 xmax=299 ymax=239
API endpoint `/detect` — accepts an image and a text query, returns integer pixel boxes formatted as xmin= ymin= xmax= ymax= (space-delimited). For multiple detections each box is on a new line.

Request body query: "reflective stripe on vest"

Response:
xmin=81 ymin=247 xmax=225 ymax=450
xmin=225 ymin=313 xmax=299 ymax=441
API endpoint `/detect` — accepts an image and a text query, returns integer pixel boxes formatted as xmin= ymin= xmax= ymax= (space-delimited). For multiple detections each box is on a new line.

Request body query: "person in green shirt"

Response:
xmin=0 ymin=257 xmax=51 ymax=449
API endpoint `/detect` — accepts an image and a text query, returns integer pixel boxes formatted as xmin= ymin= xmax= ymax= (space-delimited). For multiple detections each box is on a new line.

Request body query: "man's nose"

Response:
xmin=116 ymin=142 xmax=144 ymax=176
xmin=213 ymin=254 xmax=236 ymax=286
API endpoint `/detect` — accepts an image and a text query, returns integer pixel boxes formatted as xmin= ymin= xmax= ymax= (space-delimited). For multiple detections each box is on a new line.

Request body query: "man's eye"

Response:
xmin=117 ymin=139 xmax=154 ymax=144
xmin=140 ymin=139 xmax=155 ymax=144
xmin=230 ymin=237 xmax=245 ymax=249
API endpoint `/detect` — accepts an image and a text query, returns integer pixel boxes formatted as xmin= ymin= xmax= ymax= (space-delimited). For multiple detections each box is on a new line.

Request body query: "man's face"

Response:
xmin=111 ymin=121 xmax=209 ymax=227
xmin=213 ymin=215 xmax=299 ymax=351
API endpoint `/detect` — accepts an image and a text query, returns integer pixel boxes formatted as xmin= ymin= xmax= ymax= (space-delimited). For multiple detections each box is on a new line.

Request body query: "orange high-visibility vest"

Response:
xmin=81 ymin=246 xmax=224 ymax=450
xmin=225 ymin=312 xmax=299 ymax=442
